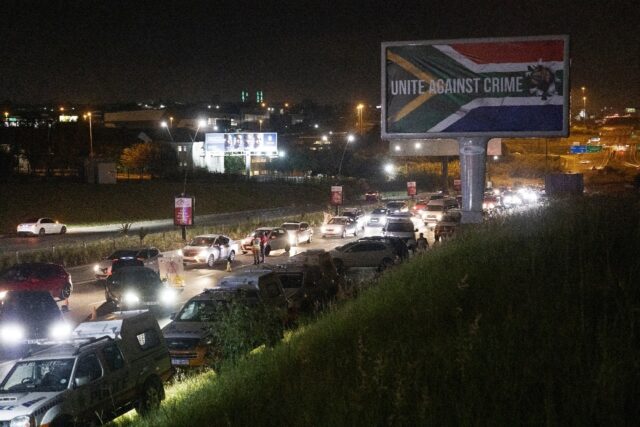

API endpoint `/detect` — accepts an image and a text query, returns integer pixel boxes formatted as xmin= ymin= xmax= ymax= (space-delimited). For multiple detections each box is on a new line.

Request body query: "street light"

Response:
xmin=169 ymin=116 xmax=174 ymax=128
xmin=582 ymin=96 xmax=587 ymax=121
xmin=337 ymin=134 xmax=355 ymax=180
xmin=192 ymin=119 xmax=207 ymax=142
xmin=83 ymin=112 xmax=93 ymax=158
xmin=259 ymin=119 xmax=263 ymax=131
xmin=356 ymin=104 xmax=364 ymax=134
xmin=161 ymin=121 xmax=173 ymax=141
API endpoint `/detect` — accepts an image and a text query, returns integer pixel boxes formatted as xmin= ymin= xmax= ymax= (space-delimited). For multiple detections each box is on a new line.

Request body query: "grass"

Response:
xmin=111 ymin=194 xmax=640 ymax=426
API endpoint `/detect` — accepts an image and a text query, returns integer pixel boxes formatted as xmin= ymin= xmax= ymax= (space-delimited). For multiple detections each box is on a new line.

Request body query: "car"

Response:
xmin=0 ymin=263 xmax=73 ymax=302
xmin=364 ymin=208 xmax=388 ymax=236
xmin=0 ymin=311 xmax=173 ymax=426
xmin=423 ymin=198 xmax=458 ymax=228
xmin=281 ymin=222 xmax=313 ymax=246
xmin=482 ymin=195 xmax=501 ymax=211
xmin=434 ymin=210 xmax=462 ymax=242
xmin=385 ymin=200 xmax=409 ymax=213
xmin=104 ymin=266 xmax=180 ymax=310
xmin=241 ymin=227 xmax=290 ymax=256
xmin=382 ymin=218 xmax=419 ymax=251
xmin=341 ymin=208 xmax=366 ymax=230
xmin=163 ymin=271 xmax=291 ymax=368
xmin=93 ymin=247 xmax=163 ymax=280
xmin=357 ymin=236 xmax=410 ymax=262
xmin=364 ymin=191 xmax=380 ymax=202
xmin=0 ymin=291 xmax=71 ymax=348
xmin=181 ymin=234 xmax=239 ymax=267
xmin=329 ymin=240 xmax=398 ymax=273
xmin=16 ymin=217 xmax=66 ymax=237
xmin=321 ymin=216 xmax=358 ymax=238
xmin=411 ymin=199 xmax=428 ymax=216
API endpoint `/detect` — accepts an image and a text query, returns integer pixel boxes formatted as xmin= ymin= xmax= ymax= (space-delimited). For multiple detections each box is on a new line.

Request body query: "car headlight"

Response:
xmin=49 ymin=321 xmax=72 ymax=340
xmin=123 ymin=291 xmax=140 ymax=306
xmin=177 ymin=249 xmax=184 ymax=256
xmin=320 ymin=226 xmax=327 ymax=233
xmin=10 ymin=415 xmax=34 ymax=427
xmin=93 ymin=264 xmax=100 ymax=272
xmin=0 ymin=290 xmax=7 ymax=300
xmin=436 ymin=213 xmax=443 ymax=221
xmin=159 ymin=287 xmax=177 ymax=306
xmin=0 ymin=323 xmax=25 ymax=344
xmin=198 ymin=249 xmax=209 ymax=258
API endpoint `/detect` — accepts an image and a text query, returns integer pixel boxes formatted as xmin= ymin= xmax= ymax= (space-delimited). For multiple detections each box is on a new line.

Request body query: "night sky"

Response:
xmin=1 ymin=0 xmax=638 ymax=108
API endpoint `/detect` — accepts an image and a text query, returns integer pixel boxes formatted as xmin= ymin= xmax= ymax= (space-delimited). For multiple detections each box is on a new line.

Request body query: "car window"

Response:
xmin=189 ymin=237 xmax=214 ymax=246
xmin=386 ymin=222 xmax=415 ymax=232
xmin=218 ymin=236 xmax=229 ymax=245
xmin=75 ymin=353 xmax=102 ymax=385
xmin=263 ymin=280 xmax=282 ymax=298
xmin=148 ymin=248 xmax=159 ymax=258
xmin=42 ymin=218 xmax=54 ymax=224
xmin=300 ymin=223 xmax=308 ymax=230
xmin=102 ymin=343 xmax=125 ymax=371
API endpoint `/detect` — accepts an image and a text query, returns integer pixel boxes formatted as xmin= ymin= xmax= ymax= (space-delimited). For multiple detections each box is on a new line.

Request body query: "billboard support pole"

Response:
xmin=459 ymin=137 xmax=489 ymax=224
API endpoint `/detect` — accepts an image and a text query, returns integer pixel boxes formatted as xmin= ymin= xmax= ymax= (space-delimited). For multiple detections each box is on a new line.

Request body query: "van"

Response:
xmin=423 ymin=198 xmax=458 ymax=227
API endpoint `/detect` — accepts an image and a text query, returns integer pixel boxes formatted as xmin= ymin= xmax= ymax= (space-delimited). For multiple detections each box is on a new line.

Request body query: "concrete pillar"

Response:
xmin=459 ymin=137 xmax=489 ymax=224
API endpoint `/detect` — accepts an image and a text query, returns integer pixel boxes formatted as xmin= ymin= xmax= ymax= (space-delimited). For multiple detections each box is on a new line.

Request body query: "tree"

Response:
xmin=120 ymin=142 xmax=178 ymax=178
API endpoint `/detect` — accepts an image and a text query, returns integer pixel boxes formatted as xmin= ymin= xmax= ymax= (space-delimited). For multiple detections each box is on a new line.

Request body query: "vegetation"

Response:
xmin=113 ymin=195 xmax=640 ymax=426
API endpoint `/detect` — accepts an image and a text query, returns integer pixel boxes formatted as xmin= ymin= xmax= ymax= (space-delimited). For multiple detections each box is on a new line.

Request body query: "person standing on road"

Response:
xmin=416 ymin=233 xmax=429 ymax=252
xmin=260 ymin=231 xmax=269 ymax=263
xmin=252 ymin=233 xmax=261 ymax=265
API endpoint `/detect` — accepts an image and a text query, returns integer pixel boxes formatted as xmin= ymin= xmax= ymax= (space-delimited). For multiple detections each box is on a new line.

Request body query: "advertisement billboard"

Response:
xmin=174 ymin=196 xmax=194 ymax=226
xmin=381 ymin=35 xmax=570 ymax=138
xmin=407 ymin=181 xmax=417 ymax=196
xmin=204 ymin=132 xmax=278 ymax=155
xmin=330 ymin=186 xmax=343 ymax=206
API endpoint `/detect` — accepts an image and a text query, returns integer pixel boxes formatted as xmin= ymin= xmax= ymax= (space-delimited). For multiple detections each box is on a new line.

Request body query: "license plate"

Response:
xmin=172 ymin=358 xmax=189 ymax=366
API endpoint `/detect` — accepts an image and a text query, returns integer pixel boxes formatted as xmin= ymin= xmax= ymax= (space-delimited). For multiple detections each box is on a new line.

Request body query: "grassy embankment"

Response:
xmin=114 ymin=194 xmax=640 ymax=426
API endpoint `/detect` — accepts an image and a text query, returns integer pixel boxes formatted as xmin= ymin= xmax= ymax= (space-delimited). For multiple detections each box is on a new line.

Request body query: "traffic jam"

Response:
xmin=0 ymin=187 xmax=545 ymax=425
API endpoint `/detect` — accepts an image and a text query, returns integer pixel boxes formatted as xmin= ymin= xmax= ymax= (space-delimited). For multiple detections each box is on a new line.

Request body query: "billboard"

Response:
xmin=407 ymin=181 xmax=416 ymax=196
xmin=381 ymin=35 xmax=570 ymax=138
xmin=174 ymin=196 xmax=194 ymax=226
xmin=330 ymin=186 xmax=343 ymax=206
xmin=390 ymin=138 xmax=502 ymax=156
xmin=204 ymin=132 xmax=278 ymax=155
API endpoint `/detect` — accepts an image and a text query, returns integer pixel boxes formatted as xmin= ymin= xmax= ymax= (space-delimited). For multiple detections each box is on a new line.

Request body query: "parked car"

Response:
xmin=281 ymin=222 xmax=313 ymax=246
xmin=104 ymin=266 xmax=179 ymax=310
xmin=93 ymin=247 xmax=162 ymax=280
xmin=383 ymin=218 xmax=419 ymax=251
xmin=163 ymin=271 xmax=291 ymax=368
xmin=0 ymin=291 xmax=71 ymax=347
xmin=181 ymin=234 xmax=239 ymax=267
xmin=16 ymin=217 xmax=66 ymax=237
xmin=385 ymin=200 xmax=409 ymax=213
xmin=364 ymin=208 xmax=388 ymax=236
xmin=241 ymin=227 xmax=290 ymax=255
xmin=341 ymin=208 xmax=366 ymax=230
xmin=0 ymin=263 xmax=73 ymax=302
xmin=321 ymin=216 xmax=358 ymax=238
xmin=364 ymin=191 xmax=380 ymax=202
xmin=329 ymin=240 xmax=398 ymax=273
xmin=358 ymin=236 xmax=410 ymax=262
xmin=0 ymin=311 xmax=173 ymax=426
xmin=434 ymin=210 xmax=462 ymax=242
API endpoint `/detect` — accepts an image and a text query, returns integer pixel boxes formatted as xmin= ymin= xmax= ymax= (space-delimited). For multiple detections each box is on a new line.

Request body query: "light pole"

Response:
xmin=259 ymin=119 xmax=263 ymax=132
xmin=83 ymin=112 xmax=93 ymax=158
xmin=356 ymin=104 xmax=364 ymax=134
xmin=582 ymin=96 xmax=587 ymax=121
xmin=169 ymin=116 xmax=174 ymax=128
xmin=161 ymin=121 xmax=173 ymax=141
xmin=337 ymin=134 xmax=355 ymax=180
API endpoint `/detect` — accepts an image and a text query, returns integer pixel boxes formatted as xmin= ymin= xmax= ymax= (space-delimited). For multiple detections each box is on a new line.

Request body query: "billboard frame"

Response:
xmin=381 ymin=35 xmax=570 ymax=139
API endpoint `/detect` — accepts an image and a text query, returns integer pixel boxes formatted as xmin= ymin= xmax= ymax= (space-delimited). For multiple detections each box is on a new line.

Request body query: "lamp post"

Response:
xmin=356 ymin=104 xmax=364 ymax=134
xmin=582 ymin=96 xmax=587 ymax=121
xmin=161 ymin=121 xmax=173 ymax=141
xmin=192 ymin=119 xmax=207 ymax=142
xmin=83 ymin=112 xmax=93 ymax=158
xmin=259 ymin=119 xmax=263 ymax=132
xmin=169 ymin=116 xmax=174 ymax=128
xmin=337 ymin=134 xmax=355 ymax=180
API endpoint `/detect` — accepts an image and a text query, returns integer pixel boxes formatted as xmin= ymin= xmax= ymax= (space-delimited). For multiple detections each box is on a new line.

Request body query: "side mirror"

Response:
xmin=74 ymin=376 xmax=90 ymax=388
xmin=170 ymin=312 xmax=176 ymax=320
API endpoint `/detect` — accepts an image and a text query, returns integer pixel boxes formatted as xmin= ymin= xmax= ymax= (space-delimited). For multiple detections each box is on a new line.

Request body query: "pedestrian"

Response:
xmin=260 ymin=231 xmax=269 ymax=263
xmin=252 ymin=233 xmax=261 ymax=264
xmin=416 ymin=232 xmax=429 ymax=252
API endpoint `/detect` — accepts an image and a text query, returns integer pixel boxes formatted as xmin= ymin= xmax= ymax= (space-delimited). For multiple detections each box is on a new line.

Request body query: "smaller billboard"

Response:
xmin=330 ymin=186 xmax=343 ymax=206
xmin=174 ymin=196 xmax=194 ymax=226
xmin=204 ymin=132 xmax=277 ymax=155
xmin=407 ymin=181 xmax=417 ymax=196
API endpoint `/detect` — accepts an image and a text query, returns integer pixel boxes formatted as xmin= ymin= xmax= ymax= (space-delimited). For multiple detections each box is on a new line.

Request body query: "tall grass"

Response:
xmin=114 ymin=195 xmax=640 ymax=426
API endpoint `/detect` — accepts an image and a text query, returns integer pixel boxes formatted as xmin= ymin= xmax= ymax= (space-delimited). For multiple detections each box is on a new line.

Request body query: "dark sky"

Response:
xmin=1 ymin=0 xmax=638 ymax=109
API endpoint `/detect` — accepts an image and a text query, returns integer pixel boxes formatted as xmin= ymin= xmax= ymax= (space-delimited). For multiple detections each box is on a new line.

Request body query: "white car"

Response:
xmin=180 ymin=234 xmax=239 ymax=268
xmin=16 ymin=217 xmax=66 ymax=236
xmin=364 ymin=208 xmax=388 ymax=236
xmin=321 ymin=216 xmax=358 ymax=238
xmin=329 ymin=240 xmax=398 ymax=273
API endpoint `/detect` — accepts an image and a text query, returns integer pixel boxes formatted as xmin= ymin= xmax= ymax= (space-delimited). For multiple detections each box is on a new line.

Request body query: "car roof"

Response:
xmin=192 ymin=234 xmax=223 ymax=239
xmin=218 ymin=270 xmax=274 ymax=288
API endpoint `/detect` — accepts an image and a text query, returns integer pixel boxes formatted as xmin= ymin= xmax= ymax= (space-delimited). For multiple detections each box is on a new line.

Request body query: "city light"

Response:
xmin=384 ymin=163 xmax=395 ymax=174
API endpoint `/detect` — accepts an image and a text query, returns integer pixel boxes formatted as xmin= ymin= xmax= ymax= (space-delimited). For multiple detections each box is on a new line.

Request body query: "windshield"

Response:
xmin=371 ymin=209 xmax=387 ymax=215
xmin=281 ymin=224 xmax=300 ymax=231
xmin=386 ymin=222 xmax=415 ymax=232
xmin=427 ymin=205 xmax=444 ymax=212
xmin=328 ymin=218 xmax=347 ymax=225
xmin=176 ymin=300 xmax=230 ymax=322
xmin=0 ymin=293 xmax=61 ymax=323
xmin=0 ymin=359 xmax=74 ymax=392
xmin=387 ymin=202 xmax=405 ymax=209
xmin=188 ymin=237 xmax=215 ymax=247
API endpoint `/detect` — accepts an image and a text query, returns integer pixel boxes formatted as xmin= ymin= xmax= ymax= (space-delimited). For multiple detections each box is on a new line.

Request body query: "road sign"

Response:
xmin=570 ymin=146 xmax=587 ymax=154
xmin=381 ymin=35 xmax=570 ymax=139
xmin=586 ymin=145 xmax=603 ymax=153
xmin=174 ymin=196 xmax=194 ymax=226
xmin=330 ymin=186 xmax=343 ymax=206
xmin=407 ymin=181 xmax=416 ymax=196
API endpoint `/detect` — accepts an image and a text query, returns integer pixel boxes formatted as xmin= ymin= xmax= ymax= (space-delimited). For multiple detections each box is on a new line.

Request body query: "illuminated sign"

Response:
xmin=407 ymin=181 xmax=417 ymax=196
xmin=330 ymin=186 xmax=343 ymax=206
xmin=59 ymin=115 xmax=79 ymax=122
xmin=174 ymin=196 xmax=194 ymax=226
xmin=382 ymin=35 xmax=570 ymax=138
xmin=204 ymin=132 xmax=277 ymax=154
